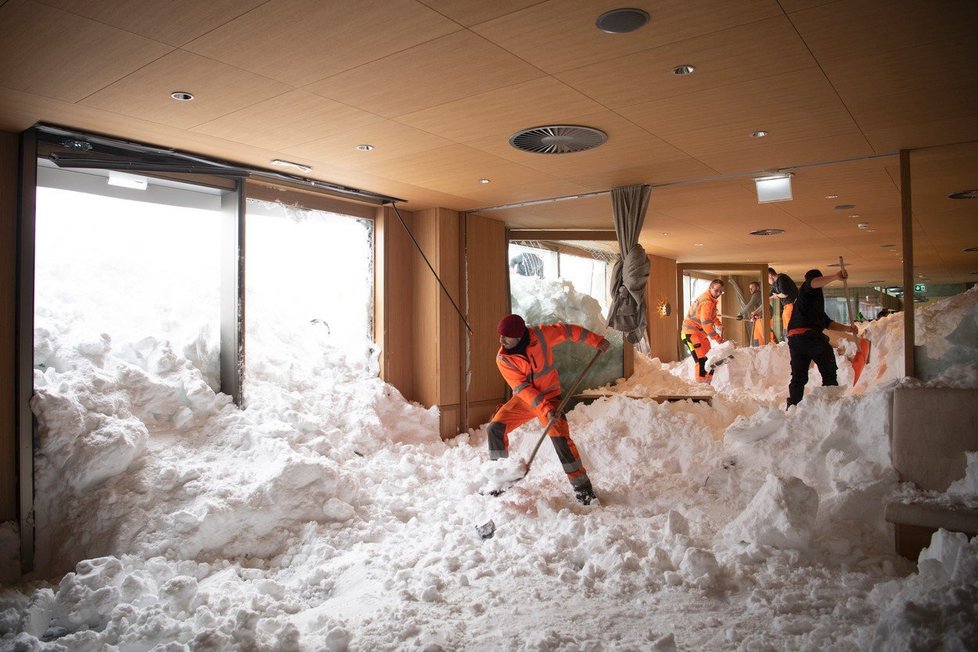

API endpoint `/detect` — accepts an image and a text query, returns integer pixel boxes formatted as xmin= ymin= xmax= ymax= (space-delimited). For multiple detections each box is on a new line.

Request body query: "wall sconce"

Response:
xmin=754 ymin=173 xmax=793 ymax=204
xmin=656 ymin=298 xmax=672 ymax=318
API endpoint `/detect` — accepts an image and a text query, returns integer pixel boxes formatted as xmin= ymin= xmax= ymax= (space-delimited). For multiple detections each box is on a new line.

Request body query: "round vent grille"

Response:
xmin=509 ymin=125 xmax=608 ymax=154
xmin=749 ymin=228 xmax=784 ymax=236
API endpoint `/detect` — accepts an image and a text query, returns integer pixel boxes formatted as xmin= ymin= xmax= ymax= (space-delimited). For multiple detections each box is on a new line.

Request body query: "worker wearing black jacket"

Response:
xmin=768 ymin=267 xmax=799 ymax=338
xmin=785 ymin=269 xmax=858 ymax=408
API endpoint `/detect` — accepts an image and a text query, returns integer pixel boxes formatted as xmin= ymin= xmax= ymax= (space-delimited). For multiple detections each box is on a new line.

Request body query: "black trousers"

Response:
xmin=787 ymin=331 xmax=837 ymax=407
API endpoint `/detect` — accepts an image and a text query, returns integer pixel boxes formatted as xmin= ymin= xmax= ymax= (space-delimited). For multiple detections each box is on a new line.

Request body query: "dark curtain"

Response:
xmin=606 ymin=185 xmax=651 ymax=343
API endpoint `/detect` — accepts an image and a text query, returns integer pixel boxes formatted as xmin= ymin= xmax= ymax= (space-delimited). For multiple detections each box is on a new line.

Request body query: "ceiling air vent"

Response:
xmin=509 ymin=125 xmax=608 ymax=154
xmin=749 ymin=229 xmax=784 ymax=236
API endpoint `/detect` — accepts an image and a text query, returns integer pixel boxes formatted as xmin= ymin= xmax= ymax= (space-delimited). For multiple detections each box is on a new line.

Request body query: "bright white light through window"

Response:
xmin=34 ymin=178 xmax=223 ymax=388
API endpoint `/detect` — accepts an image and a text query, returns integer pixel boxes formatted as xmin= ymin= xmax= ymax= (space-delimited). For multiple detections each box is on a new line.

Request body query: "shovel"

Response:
xmin=839 ymin=257 xmax=871 ymax=383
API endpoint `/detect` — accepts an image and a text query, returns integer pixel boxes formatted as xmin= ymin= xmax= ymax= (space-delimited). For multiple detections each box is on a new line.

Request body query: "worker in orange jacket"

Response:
xmin=681 ymin=278 xmax=725 ymax=383
xmin=488 ymin=314 xmax=610 ymax=505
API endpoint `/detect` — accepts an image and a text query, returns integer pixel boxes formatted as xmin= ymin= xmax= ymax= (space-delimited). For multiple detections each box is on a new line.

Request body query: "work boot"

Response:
xmin=574 ymin=480 xmax=597 ymax=505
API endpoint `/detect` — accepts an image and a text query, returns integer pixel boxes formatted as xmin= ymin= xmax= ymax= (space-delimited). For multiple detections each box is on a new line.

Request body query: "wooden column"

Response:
xmin=646 ymin=254 xmax=678 ymax=362
xmin=900 ymin=149 xmax=915 ymax=379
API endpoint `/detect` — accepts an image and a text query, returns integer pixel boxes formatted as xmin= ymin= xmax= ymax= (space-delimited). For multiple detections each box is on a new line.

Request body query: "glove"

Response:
xmin=736 ymin=314 xmax=744 ymax=321
xmin=545 ymin=401 xmax=563 ymax=421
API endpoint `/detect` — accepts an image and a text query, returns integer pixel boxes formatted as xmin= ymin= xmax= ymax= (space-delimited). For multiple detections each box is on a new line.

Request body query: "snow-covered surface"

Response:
xmin=2 ymin=271 xmax=977 ymax=649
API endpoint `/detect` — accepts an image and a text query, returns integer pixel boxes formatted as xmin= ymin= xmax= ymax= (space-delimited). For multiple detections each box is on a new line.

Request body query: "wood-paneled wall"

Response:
xmin=646 ymin=254 xmax=679 ymax=363
xmin=464 ymin=213 xmax=508 ymax=429
xmin=412 ymin=207 xmax=463 ymax=439
xmin=375 ymin=205 xmax=415 ymax=399
xmin=0 ymin=131 xmax=17 ymax=521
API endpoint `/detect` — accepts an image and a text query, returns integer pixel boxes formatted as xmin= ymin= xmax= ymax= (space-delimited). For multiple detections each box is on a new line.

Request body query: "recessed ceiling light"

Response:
xmin=825 ymin=194 xmax=839 ymax=199
xmin=947 ymin=189 xmax=978 ymax=200
xmin=596 ymin=8 xmax=650 ymax=33
xmin=849 ymin=214 xmax=860 ymax=218
xmin=672 ymin=64 xmax=696 ymax=76
xmin=751 ymin=130 xmax=769 ymax=138
xmin=170 ymin=91 xmax=194 ymax=101
xmin=835 ymin=204 xmax=856 ymax=210
xmin=271 ymin=159 xmax=312 ymax=173
xmin=661 ymin=232 xmax=669 ymax=236
xmin=857 ymin=223 xmax=870 ymax=229
xmin=749 ymin=228 xmax=784 ymax=236
xmin=355 ymin=144 xmax=374 ymax=151
xmin=694 ymin=243 xmax=704 ymax=246
xmin=479 ymin=178 xmax=491 ymax=184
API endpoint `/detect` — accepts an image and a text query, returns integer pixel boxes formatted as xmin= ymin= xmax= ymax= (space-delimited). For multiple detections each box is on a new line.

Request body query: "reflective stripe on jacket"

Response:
xmin=681 ymin=290 xmax=721 ymax=339
xmin=496 ymin=323 xmax=604 ymax=418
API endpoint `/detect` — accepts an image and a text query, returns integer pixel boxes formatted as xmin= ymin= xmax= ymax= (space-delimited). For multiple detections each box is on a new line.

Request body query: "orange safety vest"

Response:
xmin=496 ymin=323 xmax=604 ymax=417
xmin=681 ymin=290 xmax=721 ymax=339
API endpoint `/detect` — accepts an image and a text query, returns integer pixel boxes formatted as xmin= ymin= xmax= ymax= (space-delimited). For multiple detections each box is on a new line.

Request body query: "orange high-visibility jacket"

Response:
xmin=681 ymin=290 xmax=721 ymax=340
xmin=496 ymin=323 xmax=604 ymax=418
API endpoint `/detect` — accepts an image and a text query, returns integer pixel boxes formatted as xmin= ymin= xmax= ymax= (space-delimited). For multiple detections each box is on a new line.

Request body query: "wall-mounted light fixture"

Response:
xmin=107 ymin=170 xmax=148 ymax=190
xmin=754 ymin=173 xmax=793 ymax=203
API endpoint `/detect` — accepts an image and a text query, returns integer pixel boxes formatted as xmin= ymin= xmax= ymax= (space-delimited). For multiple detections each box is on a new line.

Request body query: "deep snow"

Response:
xmin=1 ymin=264 xmax=977 ymax=650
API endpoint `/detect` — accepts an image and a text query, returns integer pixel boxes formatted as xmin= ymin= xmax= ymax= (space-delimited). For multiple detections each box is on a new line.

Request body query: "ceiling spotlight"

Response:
xmin=661 ymin=232 xmax=669 ymax=236
xmin=825 ymin=194 xmax=839 ymax=199
xmin=355 ymin=144 xmax=374 ymax=151
xmin=271 ymin=159 xmax=312 ymax=173
xmin=947 ymin=189 xmax=978 ymax=200
xmin=754 ymin=173 xmax=793 ymax=203
xmin=857 ymin=223 xmax=870 ymax=229
xmin=672 ymin=64 xmax=696 ymax=76
xmin=751 ymin=130 xmax=769 ymax=138
xmin=596 ymin=8 xmax=650 ymax=33
xmin=170 ymin=91 xmax=194 ymax=101
xmin=749 ymin=229 xmax=784 ymax=236
xmin=694 ymin=243 xmax=704 ymax=247
xmin=479 ymin=178 xmax=491 ymax=184
xmin=107 ymin=170 xmax=148 ymax=190
xmin=849 ymin=214 xmax=860 ymax=218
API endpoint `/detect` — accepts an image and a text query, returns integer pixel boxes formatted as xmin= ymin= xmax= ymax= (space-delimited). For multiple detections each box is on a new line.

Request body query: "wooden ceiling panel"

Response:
xmin=283 ymin=121 xmax=454 ymax=170
xmin=80 ymin=50 xmax=291 ymax=129
xmin=418 ymin=0 xmax=545 ymax=27
xmin=394 ymin=77 xmax=606 ymax=143
xmin=472 ymin=0 xmax=781 ymax=74
xmin=555 ymin=16 xmax=817 ymax=109
xmin=183 ymin=0 xmax=460 ymax=87
xmin=0 ymin=1 xmax=173 ymax=102
xmin=306 ymin=31 xmax=546 ymax=119
xmin=361 ymin=144 xmax=560 ymax=198
xmin=620 ymin=69 xmax=864 ymax=151
xmin=34 ymin=0 xmax=267 ymax=46
xmin=192 ymin=91 xmax=383 ymax=151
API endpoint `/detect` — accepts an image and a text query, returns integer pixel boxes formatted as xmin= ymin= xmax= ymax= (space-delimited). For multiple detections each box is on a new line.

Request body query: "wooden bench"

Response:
xmin=884 ymin=387 xmax=978 ymax=559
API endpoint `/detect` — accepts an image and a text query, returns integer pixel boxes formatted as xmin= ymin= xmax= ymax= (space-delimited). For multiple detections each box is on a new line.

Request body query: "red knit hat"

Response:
xmin=497 ymin=314 xmax=526 ymax=338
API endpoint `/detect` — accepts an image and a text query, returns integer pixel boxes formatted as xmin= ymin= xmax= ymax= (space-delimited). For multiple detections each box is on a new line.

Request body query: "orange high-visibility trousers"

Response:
xmin=752 ymin=318 xmax=778 ymax=346
xmin=486 ymin=394 xmax=589 ymax=487
xmin=682 ymin=331 xmax=714 ymax=383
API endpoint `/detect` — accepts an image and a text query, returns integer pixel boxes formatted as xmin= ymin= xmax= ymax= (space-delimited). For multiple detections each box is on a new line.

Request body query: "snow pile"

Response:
xmin=1 ymin=275 xmax=977 ymax=649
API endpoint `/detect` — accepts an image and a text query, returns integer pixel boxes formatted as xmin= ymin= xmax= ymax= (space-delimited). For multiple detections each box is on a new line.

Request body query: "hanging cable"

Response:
xmin=390 ymin=203 xmax=473 ymax=334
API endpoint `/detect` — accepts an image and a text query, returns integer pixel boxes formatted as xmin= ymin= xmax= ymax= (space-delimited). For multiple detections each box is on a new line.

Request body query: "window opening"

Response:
xmin=34 ymin=160 xmax=225 ymax=390
xmin=508 ymin=242 xmax=624 ymax=390
xmin=244 ymin=199 xmax=376 ymax=394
